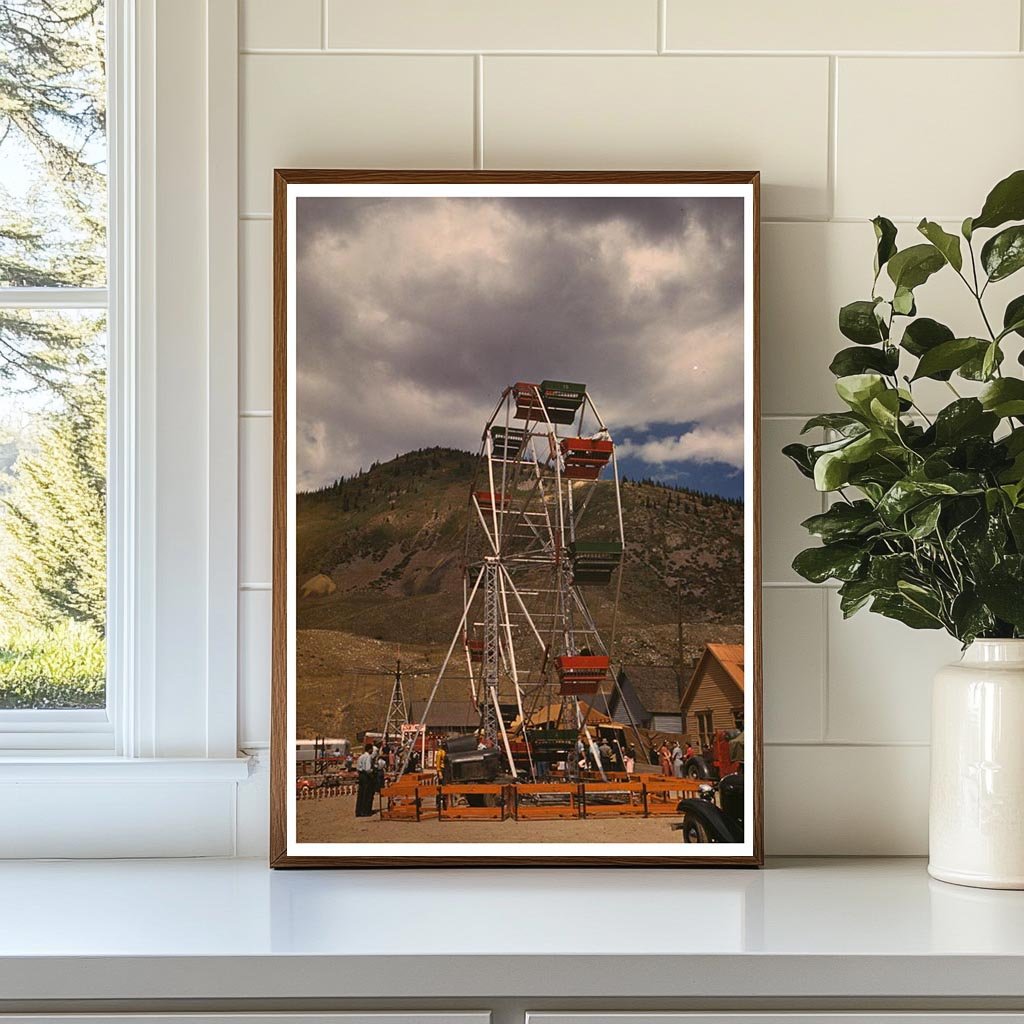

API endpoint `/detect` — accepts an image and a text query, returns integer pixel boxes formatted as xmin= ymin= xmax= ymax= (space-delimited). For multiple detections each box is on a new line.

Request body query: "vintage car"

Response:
xmin=672 ymin=771 xmax=744 ymax=843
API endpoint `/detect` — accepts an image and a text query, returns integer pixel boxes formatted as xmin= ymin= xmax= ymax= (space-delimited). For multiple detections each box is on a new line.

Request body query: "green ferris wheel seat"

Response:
xmin=513 ymin=380 xmax=587 ymax=424
xmin=568 ymin=541 xmax=623 ymax=585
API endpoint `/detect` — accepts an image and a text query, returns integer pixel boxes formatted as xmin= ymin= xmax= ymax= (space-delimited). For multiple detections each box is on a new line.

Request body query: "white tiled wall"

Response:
xmin=236 ymin=0 xmax=1024 ymax=854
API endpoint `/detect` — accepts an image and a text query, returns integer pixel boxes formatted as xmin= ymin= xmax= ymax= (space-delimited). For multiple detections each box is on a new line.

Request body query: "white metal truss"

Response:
xmin=402 ymin=381 xmax=627 ymax=782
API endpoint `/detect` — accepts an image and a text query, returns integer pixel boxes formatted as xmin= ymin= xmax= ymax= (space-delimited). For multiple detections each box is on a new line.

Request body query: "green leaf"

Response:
xmin=877 ymin=479 xmax=957 ymax=524
xmin=933 ymin=399 xmax=998 ymax=444
xmin=911 ymin=337 xmax=987 ymax=381
xmin=829 ymin=345 xmax=899 ymax=378
xmin=835 ymin=373 xmax=886 ymax=413
xmin=917 ymin=219 xmax=963 ymax=272
xmin=838 ymin=578 xmax=878 ymax=618
xmin=872 ymin=216 xmax=898 ymax=278
xmin=781 ymin=442 xmax=814 ymax=479
xmin=871 ymin=594 xmax=943 ymax=630
xmin=800 ymin=413 xmax=865 ymax=435
xmin=971 ymin=169 xmax=1024 ymax=232
xmin=976 ymin=576 xmax=1024 ymax=629
xmin=814 ymin=450 xmax=850 ymax=491
xmin=868 ymin=552 xmax=914 ymax=587
xmin=792 ymin=543 xmax=866 ymax=584
xmin=908 ymin=500 xmax=942 ymax=539
xmin=892 ymin=286 xmax=916 ymax=316
xmin=1003 ymin=295 xmax=1024 ymax=339
xmin=900 ymin=318 xmax=955 ymax=379
xmin=868 ymin=389 xmax=901 ymax=430
xmin=980 ymin=378 xmax=1024 ymax=418
xmin=962 ymin=216 xmax=974 ymax=241
xmin=982 ymin=341 xmax=1000 ymax=381
xmin=981 ymin=225 xmax=1024 ymax=282
xmin=800 ymin=501 xmax=879 ymax=543
xmin=887 ymin=243 xmax=946 ymax=291
xmin=845 ymin=431 xmax=888 ymax=465
xmin=960 ymin=344 xmax=1004 ymax=381
xmin=950 ymin=593 xmax=995 ymax=644
xmin=839 ymin=299 xmax=887 ymax=345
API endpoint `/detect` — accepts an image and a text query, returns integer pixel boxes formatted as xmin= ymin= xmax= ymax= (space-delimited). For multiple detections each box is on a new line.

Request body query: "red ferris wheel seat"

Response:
xmin=556 ymin=654 xmax=610 ymax=694
xmin=560 ymin=437 xmax=614 ymax=479
xmin=474 ymin=491 xmax=510 ymax=512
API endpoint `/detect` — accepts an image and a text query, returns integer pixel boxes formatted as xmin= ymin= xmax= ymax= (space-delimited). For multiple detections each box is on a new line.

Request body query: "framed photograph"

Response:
xmin=271 ymin=170 xmax=762 ymax=867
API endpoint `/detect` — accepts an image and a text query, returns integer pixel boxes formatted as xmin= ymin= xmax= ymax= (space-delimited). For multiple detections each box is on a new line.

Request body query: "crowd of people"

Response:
xmin=651 ymin=739 xmax=697 ymax=778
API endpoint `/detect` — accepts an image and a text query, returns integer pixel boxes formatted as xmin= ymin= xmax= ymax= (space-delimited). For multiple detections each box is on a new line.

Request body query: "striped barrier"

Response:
xmin=296 ymin=781 xmax=358 ymax=800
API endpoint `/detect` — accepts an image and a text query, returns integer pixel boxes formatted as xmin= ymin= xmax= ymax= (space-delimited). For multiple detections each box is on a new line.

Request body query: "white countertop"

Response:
xmin=1 ymin=857 xmax=1023 ymax=1003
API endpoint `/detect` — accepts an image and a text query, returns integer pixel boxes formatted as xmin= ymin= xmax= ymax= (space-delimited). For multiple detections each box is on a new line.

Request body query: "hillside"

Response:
xmin=294 ymin=447 xmax=744 ymax=738
xmin=296 ymin=447 xmax=743 ymax=657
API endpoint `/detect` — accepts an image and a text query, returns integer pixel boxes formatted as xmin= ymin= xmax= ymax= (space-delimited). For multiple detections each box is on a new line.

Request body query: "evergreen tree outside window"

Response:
xmin=0 ymin=1 xmax=107 ymax=709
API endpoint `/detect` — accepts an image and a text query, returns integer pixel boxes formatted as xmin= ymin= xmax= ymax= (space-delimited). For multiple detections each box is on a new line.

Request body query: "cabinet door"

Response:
xmin=528 ymin=1016 xmax=1024 ymax=1024
xmin=0 ymin=1015 xmax=490 ymax=1024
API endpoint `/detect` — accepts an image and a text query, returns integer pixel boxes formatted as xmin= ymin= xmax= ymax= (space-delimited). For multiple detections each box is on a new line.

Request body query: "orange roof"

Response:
xmin=681 ymin=643 xmax=745 ymax=711
xmin=706 ymin=643 xmax=744 ymax=691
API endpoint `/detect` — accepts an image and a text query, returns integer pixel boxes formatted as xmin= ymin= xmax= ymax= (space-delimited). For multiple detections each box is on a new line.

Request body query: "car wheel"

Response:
xmin=686 ymin=756 xmax=710 ymax=779
xmin=680 ymin=811 xmax=713 ymax=843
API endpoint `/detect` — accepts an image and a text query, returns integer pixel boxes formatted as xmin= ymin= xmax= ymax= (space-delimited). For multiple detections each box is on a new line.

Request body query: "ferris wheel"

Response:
xmin=406 ymin=380 xmax=626 ymax=780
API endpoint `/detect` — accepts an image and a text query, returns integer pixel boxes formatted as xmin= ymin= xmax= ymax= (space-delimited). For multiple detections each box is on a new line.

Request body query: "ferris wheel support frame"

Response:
xmin=402 ymin=380 xmax=627 ymax=781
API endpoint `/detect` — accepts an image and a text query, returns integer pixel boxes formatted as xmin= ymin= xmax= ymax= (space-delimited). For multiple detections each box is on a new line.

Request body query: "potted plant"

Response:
xmin=785 ymin=169 xmax=1024 ymax=889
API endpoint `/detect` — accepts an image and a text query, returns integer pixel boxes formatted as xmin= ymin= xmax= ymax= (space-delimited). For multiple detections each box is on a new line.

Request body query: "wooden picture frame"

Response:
xmin=271 ymin=170 xmax=762 ymax=867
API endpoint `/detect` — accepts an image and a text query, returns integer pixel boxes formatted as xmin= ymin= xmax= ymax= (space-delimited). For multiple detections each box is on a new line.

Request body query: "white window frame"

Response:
xmin=0 ymin=0 xmax=250 ymax=856
xmin=0 ymin=3 xmax=122 ymax=752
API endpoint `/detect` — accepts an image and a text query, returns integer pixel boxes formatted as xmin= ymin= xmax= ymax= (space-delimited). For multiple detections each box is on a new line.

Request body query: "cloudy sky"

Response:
xmin=295 ymin=194 xmax=747 ymax=498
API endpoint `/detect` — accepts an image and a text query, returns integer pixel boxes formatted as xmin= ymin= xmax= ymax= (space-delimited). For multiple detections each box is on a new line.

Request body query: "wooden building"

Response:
xmin=609 ymin=665 xmax=684 ymax=733
xmin=408 ymin=700 xmax=479 ymax=734
xmin=679 ymin=643 xmax=745 ymax=746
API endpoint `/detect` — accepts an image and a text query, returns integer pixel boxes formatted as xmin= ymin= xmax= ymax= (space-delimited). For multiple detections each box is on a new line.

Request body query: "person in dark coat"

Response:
xmin=355 ymin=743 xmax=376 ymax=817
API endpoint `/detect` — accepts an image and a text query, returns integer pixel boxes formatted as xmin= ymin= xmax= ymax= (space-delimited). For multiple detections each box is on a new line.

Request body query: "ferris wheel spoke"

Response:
xmin=499 ymin=562 xmax=547 ymax=654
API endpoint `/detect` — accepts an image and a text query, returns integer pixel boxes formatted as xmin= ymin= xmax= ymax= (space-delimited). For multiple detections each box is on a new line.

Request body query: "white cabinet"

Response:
xmin=0 ymin=1017 xmax=489 ymax=1024
xmin=527 ymin=1017 xmax=1024 ymax=1024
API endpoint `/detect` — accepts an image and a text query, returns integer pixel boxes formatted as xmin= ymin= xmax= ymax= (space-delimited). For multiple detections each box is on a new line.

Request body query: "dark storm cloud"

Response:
xmin=294 ymin=195 xmax=746 ymax=490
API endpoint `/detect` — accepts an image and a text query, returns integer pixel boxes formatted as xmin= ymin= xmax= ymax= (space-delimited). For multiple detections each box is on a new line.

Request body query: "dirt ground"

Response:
xmin=296 ymin=791 xmax=685 ymax=845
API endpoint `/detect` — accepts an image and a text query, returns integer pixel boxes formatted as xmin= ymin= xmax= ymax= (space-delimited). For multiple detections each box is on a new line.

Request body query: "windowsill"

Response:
xmin=0 ymin=754 xmax=253 ymax=782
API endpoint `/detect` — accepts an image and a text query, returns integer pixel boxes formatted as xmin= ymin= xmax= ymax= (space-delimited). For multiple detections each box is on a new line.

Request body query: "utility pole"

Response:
xmin=382 ymin=658 xmax=408 ymax=748
xmin=676 ymin=579 xmax=684 ymax=674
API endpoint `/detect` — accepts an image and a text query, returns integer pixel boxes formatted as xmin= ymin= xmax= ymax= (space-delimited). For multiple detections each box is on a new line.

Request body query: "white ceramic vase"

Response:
xmin=929 ymin=639 xmax=1024 ymax=889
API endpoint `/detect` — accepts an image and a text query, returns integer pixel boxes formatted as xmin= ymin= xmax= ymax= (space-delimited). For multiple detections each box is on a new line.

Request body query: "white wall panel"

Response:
xmin=241 ymin=0 xmax=322 ymax=50
xmin=483 ymin=56 xmax=831 ymax=219
xmin=328 ymin=0 xmax=657 ymax=51
xmin=240 ymin=55 xmax=475 ymax=214
xmin=836 ymin=58 xmax=1024 ymax=221
xmin=239 ymin=590 xmax=272 ymax=747
xmin=240 ymin=417 xmax=273 ymax=586
xmin=240 ymin=219 xmax=273 ymax=411
xmin=763 ymin=588 xmax=825 ymax=743
xmin=666 ymin=0 xmax=1021 ymax=53
xmin=826 ymin=599 xmax=961 ymax=745
xmin=765 ymin=744 xmax=930 ymax=854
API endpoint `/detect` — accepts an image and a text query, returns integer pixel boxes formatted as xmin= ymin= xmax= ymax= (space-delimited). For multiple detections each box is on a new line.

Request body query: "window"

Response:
xmin=0 ymin=2 xmax=108 ymax=717
xmin=696 ymin=709 xmax=713 ymax=748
